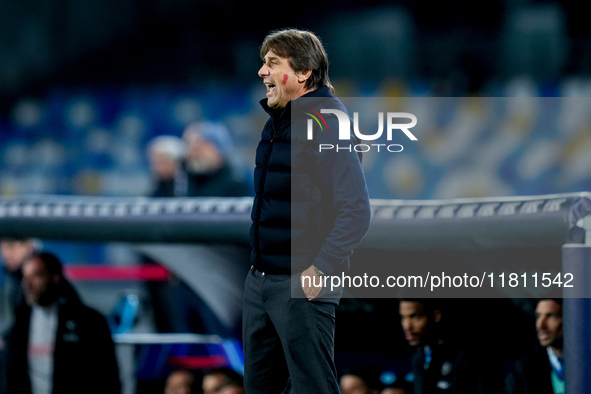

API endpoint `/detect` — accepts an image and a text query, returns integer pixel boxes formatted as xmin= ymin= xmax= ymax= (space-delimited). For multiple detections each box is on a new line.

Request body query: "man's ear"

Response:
xmin=297 ymin=69 xmax=312 ymax=83
xmin=432 ymin=309 xmax=442 ymax=323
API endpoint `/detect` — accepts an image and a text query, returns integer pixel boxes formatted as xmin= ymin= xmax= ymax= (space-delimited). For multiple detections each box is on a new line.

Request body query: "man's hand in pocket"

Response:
xmin=300 ymin=265 xmax=324 ymax=300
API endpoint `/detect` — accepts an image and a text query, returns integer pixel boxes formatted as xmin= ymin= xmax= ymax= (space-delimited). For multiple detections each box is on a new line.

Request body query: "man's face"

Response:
xmin=184 ymin=134 xmax=223 ymax=173
xmin=22 ymin=258 xmax=58 ymax=306
xmin=1 ymin=240 xmax=34 ymax=272
xmin=165 ymin=371 xmax=194 ymax=394
xmin=340 ymin=375 xmax=375 ymax=394
xmin=399 ymin=301 xmax=433 ymax=346
xmin=258 ymin=50 xmax=310 ymax=109
xmin=536 ymin=300 xmax=563 ymax=349
xmin=382 ymin=389 xmax=407 ymax=394
xmin=149 ymin=151 xmax=178 ymax=180
xmin=203 ymin=373 xmax=242 ymax=394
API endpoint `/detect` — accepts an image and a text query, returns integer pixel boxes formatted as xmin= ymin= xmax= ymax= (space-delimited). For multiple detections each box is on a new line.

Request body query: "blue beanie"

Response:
xmin=184 ymin=121 xmax=234 ymax=159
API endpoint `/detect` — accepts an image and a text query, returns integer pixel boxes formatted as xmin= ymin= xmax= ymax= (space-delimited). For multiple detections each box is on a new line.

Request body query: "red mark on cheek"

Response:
xmin=282 ymin=74 xmax=288 ymax=85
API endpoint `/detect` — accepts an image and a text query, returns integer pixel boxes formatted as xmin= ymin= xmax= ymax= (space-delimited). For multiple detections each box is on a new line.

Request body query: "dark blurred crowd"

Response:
xmin=333 ymin=297 xmax=562 ymax=394
xmin=146 ymin=120 xmax=251 ymax=199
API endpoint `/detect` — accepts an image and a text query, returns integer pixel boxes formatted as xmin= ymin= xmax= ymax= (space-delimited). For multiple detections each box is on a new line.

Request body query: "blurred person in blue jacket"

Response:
xmin=4 ymin=252 xmax=120 ymax=394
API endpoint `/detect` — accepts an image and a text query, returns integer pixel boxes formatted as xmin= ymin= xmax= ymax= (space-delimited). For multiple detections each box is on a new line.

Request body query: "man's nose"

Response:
xmin=401 ymin=319 xmax=410 ymax=331
xmin=258 ymin=64 xmax=269 ymax=77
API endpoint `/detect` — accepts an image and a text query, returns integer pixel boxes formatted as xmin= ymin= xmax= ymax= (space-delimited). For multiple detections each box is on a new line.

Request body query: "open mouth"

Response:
xmin=266 ymin=83 xmax=276 ymax=95
xmin=405 ymin=333 xmax=416 ymax=341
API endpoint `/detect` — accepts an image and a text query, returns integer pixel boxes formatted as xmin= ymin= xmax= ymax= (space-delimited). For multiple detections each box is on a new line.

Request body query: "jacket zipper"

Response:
xmin=254 ymin=121 xmax=277 ymax=268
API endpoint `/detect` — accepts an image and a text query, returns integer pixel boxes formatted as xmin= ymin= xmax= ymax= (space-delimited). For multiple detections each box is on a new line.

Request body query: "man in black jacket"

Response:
xmin=504 ymin=298 xmax=564 ymax=394
xmin=243 ymin=28 xmax=371 ymax=393
xmin=4 ymin=252 xmax=121 ymax=394
xmin=399 ymin=299 xmax=500 ymax=394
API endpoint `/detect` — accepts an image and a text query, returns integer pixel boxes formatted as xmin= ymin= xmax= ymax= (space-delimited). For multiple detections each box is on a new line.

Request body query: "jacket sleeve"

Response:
xmin=3 ymin=308 xmax=32 ymax=394
xmin=86 ymin=309 xmax=122 ymax=394
xmin=310 ymin=111 xmax=371 ymax=275
xmin=504 ymin=366 xmax=524 ymax=394
xmin=504 ymin=355 xmax=533 ymax=394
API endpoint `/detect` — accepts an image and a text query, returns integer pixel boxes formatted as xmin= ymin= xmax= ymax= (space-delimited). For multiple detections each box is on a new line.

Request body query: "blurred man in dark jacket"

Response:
xmin=243 ymin=28 xmax=371 ymax=393
xmin=504 ymin=298 xmax=563 ymax=394
xmin=4 ymin=252 xmax=120 ymax=394
xmin=183 ymin=121 xmax=250 ymax=197
xmin=399 ymin=299 xmax=502 ymax=394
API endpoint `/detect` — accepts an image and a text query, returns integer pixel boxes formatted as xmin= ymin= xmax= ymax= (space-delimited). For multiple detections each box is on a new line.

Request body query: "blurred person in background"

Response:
xmin=144 ymin=131 xmax=239 ymax=335
xmin=0 ymin=238 xmax=39 ymax=392
xmin=4 ymin=251 xmax=120 ymax=394
xmin=340 ymin=365 xmax=384 ymax=394
xmin=147 ymin=135 xmax=188 ymax=197
xmin=145 ymin=134 xmax=192 ymax=333
xmin=202 ymin=367 xmax=244 ymax=394
xmin=399 ymin=299 xmax=500 ymax=394
xmin=1 ymin=238 xmax=39 ymax=332
xmin=164 ymin=368 xmax=199 ymax=394
xmin=183 ymin=121 xmax=250 ymax=197
xmin=504 ymin=298 xmax=563 ymax=394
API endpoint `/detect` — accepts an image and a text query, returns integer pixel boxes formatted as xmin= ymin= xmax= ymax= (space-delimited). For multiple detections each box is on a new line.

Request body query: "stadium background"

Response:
xmin=1 ymin=1 xmax=590 ymax=392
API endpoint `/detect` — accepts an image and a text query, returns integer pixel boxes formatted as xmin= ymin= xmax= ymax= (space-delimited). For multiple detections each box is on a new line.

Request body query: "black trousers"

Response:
xmin=242 ymin=267 xmax=340 ymax=394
